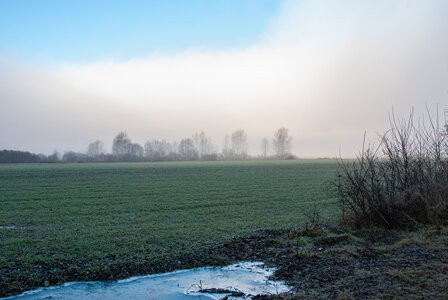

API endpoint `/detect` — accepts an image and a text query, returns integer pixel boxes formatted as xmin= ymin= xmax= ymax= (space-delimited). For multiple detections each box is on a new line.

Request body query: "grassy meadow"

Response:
xmin=0 ymin=160 xmax=339 ymax=295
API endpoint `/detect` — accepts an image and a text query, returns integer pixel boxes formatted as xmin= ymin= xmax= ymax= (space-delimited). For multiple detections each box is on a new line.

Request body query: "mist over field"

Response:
xmin=1 ymin=0 xmax=447 ymax=157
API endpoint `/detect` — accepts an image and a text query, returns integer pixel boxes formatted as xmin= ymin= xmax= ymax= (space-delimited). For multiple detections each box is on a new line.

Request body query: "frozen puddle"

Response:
xmin=0 ymin=226 xmax=23 ymax=230
xmin=5 ymin=262 xmax=290 ymax=300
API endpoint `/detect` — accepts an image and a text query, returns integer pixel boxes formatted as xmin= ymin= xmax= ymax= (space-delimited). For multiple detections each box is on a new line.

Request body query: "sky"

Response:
xmin=1 ymin=0 xmax=447 ymax=157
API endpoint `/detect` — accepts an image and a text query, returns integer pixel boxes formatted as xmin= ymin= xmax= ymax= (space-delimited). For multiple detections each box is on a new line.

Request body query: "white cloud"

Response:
xmin=1 ymin=0 xmax=447 ymax=156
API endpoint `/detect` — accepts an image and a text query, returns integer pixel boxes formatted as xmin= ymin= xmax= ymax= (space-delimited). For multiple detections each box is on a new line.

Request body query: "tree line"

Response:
xmin=0 ymin=128 xmax=294 ymax=163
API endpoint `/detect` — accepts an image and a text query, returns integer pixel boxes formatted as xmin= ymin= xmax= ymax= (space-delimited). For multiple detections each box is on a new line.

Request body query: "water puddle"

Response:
xmin=4 ymin=262 xmax=290 ymax=299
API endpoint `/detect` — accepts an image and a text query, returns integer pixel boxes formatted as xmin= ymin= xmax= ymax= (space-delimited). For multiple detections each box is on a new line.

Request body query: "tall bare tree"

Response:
xmin=129 ymin=143 xmax=144 ymax=158
xmin=112 ymin=132 xmax=131 ymax=156
xmin=87 ymin=140 xmax=104 ymax=158
xmin=222 ymin=134 xmax=231 ymax=159
xmin=144 ymin=139 xmax=171 ymax=161
xmin=273 ymin=127 xmax=292 ymax=159
xmin=198 ymin=131 xmax=208 ymax=158
xmin=178 ymin=138 xmax=197 ymax=160
xmin=260 ymin=138 xmax=269 ymax=159
xmin=231 ymin=129 xmax=248 ymax=160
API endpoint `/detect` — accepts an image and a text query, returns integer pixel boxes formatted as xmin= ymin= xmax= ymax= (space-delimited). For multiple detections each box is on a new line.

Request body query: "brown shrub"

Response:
xmin=333 ymin=109 xmax=448 ymax=229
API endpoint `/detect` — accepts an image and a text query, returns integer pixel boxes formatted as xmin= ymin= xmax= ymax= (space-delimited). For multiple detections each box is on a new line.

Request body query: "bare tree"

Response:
xmin=169 ymin=141 xmax=178 ymax=161
xmin=191 ymin=131 xmax=212 ymax=159
xmin=87 ymin=140 xmax=104 ymax=159
xmin=222 ymin=134 xmax=231 ymax=159
xmin=192 ymin=132 xmax=200 ymax=157
xmin=444 ymin=108 xmax=448 ymax=154
xmin=145 ymin=139 xmax=169 ymax=161
xmin=231 ymin=129 xmax=248 ymax=160
xmin=178 ymin=138 xmax=197 ymax=160
xmin=260 ymin=138 xmax=269 ymax=159
xmin=273 ymin=127 xmax=292 ymax=159
xmin=112 ymin=132 xmax=131 ymax=156
xmin=129 ymin=143 xmax=144 ymax=158
xmin=195 ymin=131 xmax=216 ymax=160
xmin=144 ymin=140 xmax=155 ymax=160
xmin=199 ymin=131 xmax=208 ymax=159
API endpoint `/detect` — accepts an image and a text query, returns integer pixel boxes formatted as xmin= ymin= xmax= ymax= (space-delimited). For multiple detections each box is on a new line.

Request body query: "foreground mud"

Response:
xmin=2 ymin=225 xmax=447 ymax=299
xmin=214 ymin=226 xmax=448 ymax=299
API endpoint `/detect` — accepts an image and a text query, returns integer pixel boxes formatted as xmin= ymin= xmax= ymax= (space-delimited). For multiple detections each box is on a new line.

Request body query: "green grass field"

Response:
xmin=0 ymin=160 xmax=339 ymax=296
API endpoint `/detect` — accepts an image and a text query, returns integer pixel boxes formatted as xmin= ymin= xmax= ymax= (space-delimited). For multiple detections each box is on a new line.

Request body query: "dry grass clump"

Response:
xmin=333 ymin=109 xmax=448 ymax=229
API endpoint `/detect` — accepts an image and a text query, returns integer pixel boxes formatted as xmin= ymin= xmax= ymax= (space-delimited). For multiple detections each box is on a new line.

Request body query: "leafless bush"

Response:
xmin=333 ymin=109 xmax=448 ymax=229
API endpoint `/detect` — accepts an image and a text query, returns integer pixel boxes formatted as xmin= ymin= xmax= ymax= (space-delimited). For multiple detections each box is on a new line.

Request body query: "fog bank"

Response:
xmin=1 ymin=0 xmax=447 ymax=157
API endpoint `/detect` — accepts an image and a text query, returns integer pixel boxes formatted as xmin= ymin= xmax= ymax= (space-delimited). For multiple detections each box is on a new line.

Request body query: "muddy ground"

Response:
xmin=212 ymin=226 xmax=448 ymax=299
xmin=2 ymin=225 xmax=447 ymax=299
